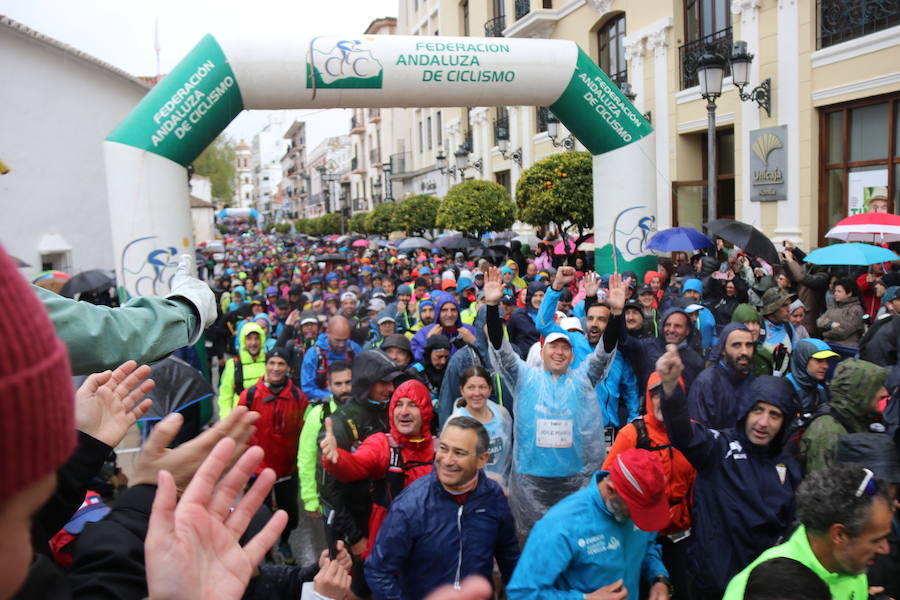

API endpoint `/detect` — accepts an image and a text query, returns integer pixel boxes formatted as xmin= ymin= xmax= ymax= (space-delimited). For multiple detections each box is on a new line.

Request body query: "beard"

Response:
xmin=725 ymin=352 xmax=751 ymax=374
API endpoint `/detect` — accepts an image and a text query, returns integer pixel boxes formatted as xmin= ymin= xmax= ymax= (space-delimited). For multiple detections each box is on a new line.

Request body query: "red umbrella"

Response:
xmin=826 ymin=213 xmax=900 ymax=243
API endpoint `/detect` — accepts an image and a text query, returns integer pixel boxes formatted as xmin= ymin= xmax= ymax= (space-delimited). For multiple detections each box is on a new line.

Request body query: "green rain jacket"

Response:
xmin=217 ymin=322 xmax=267 ymax=418
xmin=298 ymin=398 xmax=338 ymax=513
xmin=35 ymin=285 xmax=197 ymax=375
xmin=723 ymin=525 xmax=867 ymax=599
xmin=800 ymin=358 xmax=886 ymax=474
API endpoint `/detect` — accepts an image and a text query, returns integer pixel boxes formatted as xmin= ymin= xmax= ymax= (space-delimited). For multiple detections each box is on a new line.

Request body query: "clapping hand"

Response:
xmin=75 ymin=360 xmax=154 ymax=447
xmin=319 ymin=417 xmax=340 ymax=464
xmin=132 ymin=405 xmax=259 ymax=494
xmin=145 ymin=438 xmax=288 ymax=600
xmin=606 ymin=273 xmax=627 ymax=315
xmin=483 ymin=267 xmax=503 ymax=306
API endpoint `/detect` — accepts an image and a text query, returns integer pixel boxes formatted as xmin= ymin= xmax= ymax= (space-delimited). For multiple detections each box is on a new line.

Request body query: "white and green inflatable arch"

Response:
xmin=105 ymin=33 xmax=652 ymax=298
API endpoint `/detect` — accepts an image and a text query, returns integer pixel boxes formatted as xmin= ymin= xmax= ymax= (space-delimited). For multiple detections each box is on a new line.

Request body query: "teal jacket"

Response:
xmin=35 ymin=285 xmax=197 ymax=375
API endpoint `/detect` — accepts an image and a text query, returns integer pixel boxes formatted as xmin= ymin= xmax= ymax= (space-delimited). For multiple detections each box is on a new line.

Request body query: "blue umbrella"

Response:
xmin=646 ymin=227 xmax=713 ymax=252
xmin=804 ymin=243 xmax=899 ymax=266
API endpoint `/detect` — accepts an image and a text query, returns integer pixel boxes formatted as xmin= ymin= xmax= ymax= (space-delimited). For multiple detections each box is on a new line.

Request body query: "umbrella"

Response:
xmin=826 ymin=213 xmax=900 ymax=243
xmin=32 ymin=270 xmax=71 ymax=284
xmin=553 ymin=239 xmax=576 ymax=254
xmin=433 ymin=235 xmax=483 ymax=250
xmin=513 ymin=234 xmax=541 ymax=248
xmin=397 ymin=237 xmax=435 ymax=250
xmin=646 ymin=227 xmax=713 ymax=252
xmin=138 ymin=355 xmax=215 ymax=448
xmin=61 ymin=269 xmax=116 ymax=298
xmin=351 ymin=239 xmax=369 ymax=247
xmin=804 ymin=243 xmax=899 ymax=266
xmin=314 ymin=253 xmax=348 ymax=263
xmin=704 ymin=219 xmax=780 ymax=265
xmin=11 ymin=255 xmax=30 ymax=268
xmin=470 ymin=247 xmax=506 ymax=261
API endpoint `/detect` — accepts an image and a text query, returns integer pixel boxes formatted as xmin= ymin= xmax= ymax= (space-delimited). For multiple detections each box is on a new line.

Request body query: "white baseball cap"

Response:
xmin=542 ymin=332 xmax=572 ymax=347
xmin=559 ymin=316 xmax=584 ymax=333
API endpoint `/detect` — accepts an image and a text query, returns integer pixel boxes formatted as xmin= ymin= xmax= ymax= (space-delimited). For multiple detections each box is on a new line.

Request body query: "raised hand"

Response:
xmin=554 ymin=266 xmax=576 ymax=291
xmin=319 ymin=417 xmax=340 ymax=464
xmin=145 ymin=438 xmax=288 ymax=600
xmin=606 ymin=273 xmax=627 ymax=315
xmin=75 ymin=360 xmax=155 ymax=447
xmin=313 ymin=558 xmax=352 ymax=600
xmin=483 ymin=267 xmax=503 ymax=306
xmin=583 ymin=271 xmax=601 ymax=298
xmin=655 ymin=344 xmax=684 ymax=395
xmin=131 ymin=405 xmax=259 ymax=494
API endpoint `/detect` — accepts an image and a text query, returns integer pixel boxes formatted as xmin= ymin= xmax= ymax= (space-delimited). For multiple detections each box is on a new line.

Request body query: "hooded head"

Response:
xmin=388 ymin=379 xmax=434 ymax=444
xmin=709 ymin=322 xmax=753 ymax=371
xmin=525 ymin=280 xmax=547 ymax=311
xmin=350 ymin=349 xmax=405 ymax=406
xmin=788 ymin=338 xmax=839 ymax=391
xmin=239 ymin=322 xmax=267 ymax=359
xmin=736 ymin=375 xmax=795 ymax=451
xmin=682 ymin=278 xmax=703 ymax=301
xmin=659 ymin=307 xmax=694 ymax=346
xmin=432 ymin=291 xmax=462 ymax=329
xmin=424 ymin=334 xmax=452 ymax=371
xmin=829 ymin=359 xmax=888 ymax=424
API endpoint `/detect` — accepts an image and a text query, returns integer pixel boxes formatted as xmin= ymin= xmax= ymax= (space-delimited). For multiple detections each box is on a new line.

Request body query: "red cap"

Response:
xmin=608 ymin=448 xmax=669 ymax=532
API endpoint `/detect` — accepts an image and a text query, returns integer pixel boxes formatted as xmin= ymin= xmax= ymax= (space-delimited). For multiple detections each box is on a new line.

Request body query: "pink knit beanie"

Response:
xmin=0 ymin=244 xmax=75 ymax=501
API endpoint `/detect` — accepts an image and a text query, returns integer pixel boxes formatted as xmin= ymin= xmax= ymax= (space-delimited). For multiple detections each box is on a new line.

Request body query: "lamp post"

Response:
xmin=372 ymin=177 xmax=382 ymax=206
xmin=437 ymin=144 xmax=482 ymax=178
xmin=696 ymin=45 xmax=726 ymax=221
xmin=495 ymin=117 xmax=522 ymax=166
xmin=382 ymin=161 xmax=393 ymax=202
xmin=545 ymin=109 xmax=576 ymax=150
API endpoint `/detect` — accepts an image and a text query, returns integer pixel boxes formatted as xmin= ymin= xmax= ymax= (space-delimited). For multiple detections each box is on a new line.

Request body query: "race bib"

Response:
xmin=536 ymin=419 xmax=574 ymax=448
xmin=487 ymin=437 xmax=503 ymax=465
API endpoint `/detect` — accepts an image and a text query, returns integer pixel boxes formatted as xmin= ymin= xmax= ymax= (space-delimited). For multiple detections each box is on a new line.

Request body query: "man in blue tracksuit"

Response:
xmin=300 ymin=315 xmax=362 ymax=404
xmin=508 ymin=448 xmax=672 ymax=599
xmin=365 ymin=416 xmax=520 ymax=600
xmin=657 ymin=344 xmax=800 ymax=599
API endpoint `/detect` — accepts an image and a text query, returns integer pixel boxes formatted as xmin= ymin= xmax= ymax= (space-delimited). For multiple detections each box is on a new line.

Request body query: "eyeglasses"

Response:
xmin=855 ymin=468 xmax=877 ymax=498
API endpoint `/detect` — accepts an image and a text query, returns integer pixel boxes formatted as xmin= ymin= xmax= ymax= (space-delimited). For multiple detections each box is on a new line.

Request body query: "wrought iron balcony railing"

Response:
xmin=817 ymin=0 xmax=900 ymax=49
xmin=678 ymin=27 xmax=733 ymax=90
xmin=484 ymin=15 xmax=506 ymax=37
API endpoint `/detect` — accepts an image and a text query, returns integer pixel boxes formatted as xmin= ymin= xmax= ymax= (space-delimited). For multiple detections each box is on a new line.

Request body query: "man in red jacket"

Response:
xmin=320 ymin=379 xmax=435 ymax=559
xmin=238 ymin=346 xmax=308 ymax=563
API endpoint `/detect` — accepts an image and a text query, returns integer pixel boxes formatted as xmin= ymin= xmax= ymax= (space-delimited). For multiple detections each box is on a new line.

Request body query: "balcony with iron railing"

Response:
xmin=351 ymin=156 xmax=366 ymax=174
xmin=389 ymin=152 xmax=410 ymax=175
xmin=816 ymin=0 xmax=900 ymax=49
xmin=350 ymin=115 xmax=365 ymax=134
xmin=678 ymin=27 xmax=732 ymax=90
xmin=484 ymin=15 xmax=506 ymax=37
xmin=368 ymin=107 xmax=381 ymax=122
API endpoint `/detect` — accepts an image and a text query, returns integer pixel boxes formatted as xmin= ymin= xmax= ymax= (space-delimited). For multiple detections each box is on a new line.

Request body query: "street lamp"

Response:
xmin=438 ymin=143 xmax=482 ymax=178
xmin=382 ymin=161 xmax=393 ymax=202
xmin=545 ymin=110 xmax=575 ymax=150
xmin=730 ymin=41 xmax=772 ymax=117
xmin=495 ymin=118 xmax=523 ymax=167
xmin=372 ymin=177 xmax=382 ymax=205
xmin=697 ymin=45 xmax=727 ymax=222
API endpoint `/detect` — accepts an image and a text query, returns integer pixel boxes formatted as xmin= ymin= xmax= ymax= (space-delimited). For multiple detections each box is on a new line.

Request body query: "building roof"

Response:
xmin=0 ymin=15 xmax=151 ymax=89
xmin=364 ymin=16 xmax=397 ymax=35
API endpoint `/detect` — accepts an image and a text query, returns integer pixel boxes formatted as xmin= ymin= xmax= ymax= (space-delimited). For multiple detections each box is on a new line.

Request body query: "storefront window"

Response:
xmin=819 ymin=93 xmax=900 ymax=242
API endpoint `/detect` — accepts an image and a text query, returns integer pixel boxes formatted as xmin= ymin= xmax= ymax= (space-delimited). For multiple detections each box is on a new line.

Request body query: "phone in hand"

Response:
xmin=323 ymin=509 xmax=338 ymax=560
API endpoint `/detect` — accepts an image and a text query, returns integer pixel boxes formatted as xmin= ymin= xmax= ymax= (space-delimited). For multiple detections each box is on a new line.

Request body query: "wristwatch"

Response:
xmin=651 ymin=575 xmax=674 ymax=596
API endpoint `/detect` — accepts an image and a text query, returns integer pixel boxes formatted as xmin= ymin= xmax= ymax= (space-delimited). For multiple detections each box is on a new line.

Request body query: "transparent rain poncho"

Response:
xmin=489 ymin=337 xmax=611 ymax=534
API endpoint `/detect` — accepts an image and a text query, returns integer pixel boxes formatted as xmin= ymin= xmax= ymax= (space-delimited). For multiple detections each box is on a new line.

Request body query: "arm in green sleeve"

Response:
xmin=218 ymin=359 xmax=236 ymax=419
xmin=35 ymin=285 xmax=198 ymax=375
xmin=298 ymin=404 xmax=326 ymax=513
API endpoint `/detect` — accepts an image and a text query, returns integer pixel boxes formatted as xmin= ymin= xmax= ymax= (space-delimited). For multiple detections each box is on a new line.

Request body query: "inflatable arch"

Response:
xmin=104 ymin=33 xmax=652 ymax=298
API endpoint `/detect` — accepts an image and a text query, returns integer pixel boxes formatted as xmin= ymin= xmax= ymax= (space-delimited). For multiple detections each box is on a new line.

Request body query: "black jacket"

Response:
xmin=860 ymin=314 xmax=900 ymax=367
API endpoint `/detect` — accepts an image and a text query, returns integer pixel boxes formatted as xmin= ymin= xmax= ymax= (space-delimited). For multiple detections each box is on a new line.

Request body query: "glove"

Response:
xmin=166 ymin=254 xmax=216 ymax=345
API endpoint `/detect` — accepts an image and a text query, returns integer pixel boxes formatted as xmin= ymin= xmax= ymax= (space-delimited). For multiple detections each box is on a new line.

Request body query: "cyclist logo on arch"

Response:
xmin=306 ymin=36 xmax=384 ymax=96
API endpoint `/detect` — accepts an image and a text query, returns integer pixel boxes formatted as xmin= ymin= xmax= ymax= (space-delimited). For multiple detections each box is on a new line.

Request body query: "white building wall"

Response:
xmin=0 ymin=20 xmax=149 ymax=280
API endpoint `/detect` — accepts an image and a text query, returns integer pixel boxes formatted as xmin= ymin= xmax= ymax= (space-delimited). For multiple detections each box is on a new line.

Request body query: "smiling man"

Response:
xmin=657 ymin=345 xmax=801 ymax=598
xmin=688 ymin=323 xmax=757 ymax=430
xmin=365 ymin=416 xmax=519 ymax=600
xmin=724 ymin=463 xmax=893 ymax=599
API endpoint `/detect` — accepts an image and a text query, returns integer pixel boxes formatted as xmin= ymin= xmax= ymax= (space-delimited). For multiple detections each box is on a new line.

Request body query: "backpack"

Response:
xmin=632 ymin=417 xmax=673 ymax=452
xmin=371 ymin=433 xmax=434 ymax=511
xmin=313 ymin=345 xmax=355 ymax=390
xmin=782 ymin=402 xmax=855 ymax=466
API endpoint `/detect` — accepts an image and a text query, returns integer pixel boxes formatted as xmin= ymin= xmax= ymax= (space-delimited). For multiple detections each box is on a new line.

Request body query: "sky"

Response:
xmin=2 ymin=0 xmax=398 ymax=146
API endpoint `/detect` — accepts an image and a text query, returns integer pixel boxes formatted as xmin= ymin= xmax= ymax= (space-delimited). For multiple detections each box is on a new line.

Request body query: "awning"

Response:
xmin=37 ymin=233 xmax=72 ymax=254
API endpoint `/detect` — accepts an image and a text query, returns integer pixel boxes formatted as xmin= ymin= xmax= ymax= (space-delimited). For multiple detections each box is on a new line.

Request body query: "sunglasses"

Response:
xmin=855 ymin=468 xmax=877 ymax=498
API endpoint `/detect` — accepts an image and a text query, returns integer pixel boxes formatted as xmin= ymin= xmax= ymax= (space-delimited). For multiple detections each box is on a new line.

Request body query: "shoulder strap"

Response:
xmin=244 ymin=385 xmax=257 ymax=409
xmin=233 ymin=357 xmax=244 ymax=394
xmin=810 ymin=403 xmax=855 ymax=433
xmin=633 ymin=417 xmax=651 ymax=451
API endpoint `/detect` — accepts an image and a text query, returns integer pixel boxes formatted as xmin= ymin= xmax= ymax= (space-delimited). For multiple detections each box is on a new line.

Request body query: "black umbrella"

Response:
xmin=61 ymin=269 xmax=116 ymax=298
xmin=704 ymin=219 xmax=780 ymax=265
xmin=470 ymin=247 xmax=506 ymax=261
xmin=434 ymin=235 xmax=484 ymax=250
xmin=140 ymin=356 xmax=215 ymax=447
xmin=314 ymin=253 xmax=348 ymax=263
